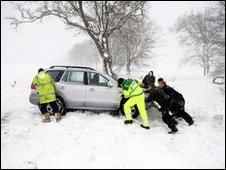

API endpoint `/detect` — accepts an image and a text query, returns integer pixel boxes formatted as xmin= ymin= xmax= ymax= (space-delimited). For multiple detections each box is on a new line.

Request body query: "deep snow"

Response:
xmin=1 ymin=61 xmax=225 ymax=169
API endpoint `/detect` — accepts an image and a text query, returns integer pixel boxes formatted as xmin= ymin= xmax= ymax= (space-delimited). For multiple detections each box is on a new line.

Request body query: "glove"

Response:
xmin=151 ymin=101 xmax=161 ymax=109
xmin=144 ymin=89 xmax=150 ymax=93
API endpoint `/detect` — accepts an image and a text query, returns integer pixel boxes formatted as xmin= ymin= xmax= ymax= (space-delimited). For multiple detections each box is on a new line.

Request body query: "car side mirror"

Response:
xmin=108 ymin=81 xmax=114 ymax=87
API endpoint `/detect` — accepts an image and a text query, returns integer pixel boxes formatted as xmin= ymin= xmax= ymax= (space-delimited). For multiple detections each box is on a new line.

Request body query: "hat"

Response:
xmin=117 ymin=78 xmax=125 ymax=87
xmin=158 ymin=78 xmax=164 ymax=82
xmin=38 ymin=68 xmax=44 ymax=73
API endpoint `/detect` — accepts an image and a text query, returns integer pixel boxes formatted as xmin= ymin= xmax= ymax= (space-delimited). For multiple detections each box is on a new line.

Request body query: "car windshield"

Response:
xmin=102 ymin=73 xmax=117 ymax=83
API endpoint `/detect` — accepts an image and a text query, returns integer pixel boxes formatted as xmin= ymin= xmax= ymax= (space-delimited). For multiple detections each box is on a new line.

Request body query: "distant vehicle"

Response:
xmin=212 ymin=76 xmax=225 ymax=85
xmin=29 ymin=66 xmax=122 ymax=115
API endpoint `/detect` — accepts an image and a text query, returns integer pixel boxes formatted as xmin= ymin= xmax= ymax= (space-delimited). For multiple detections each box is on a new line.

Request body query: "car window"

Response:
xmin=61 ymin=71 xmax=68 ymax=82
xmin=46 ymin=70 xmax=64 ymax=82
xmin=68 ymin=71 xmax=84 ymax=85
xmin=89 ymin=72 xmax=109 ymax=86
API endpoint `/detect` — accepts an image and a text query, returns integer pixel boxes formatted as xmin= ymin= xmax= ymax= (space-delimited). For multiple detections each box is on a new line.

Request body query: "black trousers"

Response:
xmin=161 ymin=109 xmax=178 ymax=129
xmin=39 ymin=101 xmax=59 ymax=115
xmin=171 ymin=99 xmax=193 ymax=123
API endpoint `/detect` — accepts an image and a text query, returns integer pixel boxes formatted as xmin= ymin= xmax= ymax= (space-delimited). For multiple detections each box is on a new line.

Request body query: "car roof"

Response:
xmin=47 ymin=67 xmax=94 ymax=72
xmin=47 ymin=65 xmax=96 ymax=72
xmin=50 ymin=65 xmax=95 ymax=70
xmin=46 ymin=66 xmax=116 ymax=82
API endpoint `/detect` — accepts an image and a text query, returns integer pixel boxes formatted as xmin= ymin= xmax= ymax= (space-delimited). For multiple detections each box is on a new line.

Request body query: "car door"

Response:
xmin=56 ymin=70 xmax=86 ymax=108
xmin=85 ymin=72 xmax=119 ymax=110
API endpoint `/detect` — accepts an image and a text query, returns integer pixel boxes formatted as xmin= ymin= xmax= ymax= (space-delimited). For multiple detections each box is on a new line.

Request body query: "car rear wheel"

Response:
xmin=56 ymin=96 xmax=67 ymax=116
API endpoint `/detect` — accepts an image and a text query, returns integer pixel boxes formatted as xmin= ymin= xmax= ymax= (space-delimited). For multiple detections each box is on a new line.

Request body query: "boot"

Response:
xmin=55 ymin=113 xmax=62 ymax=122
xmin=124 ymin=120 xmax=133 ymax=124
xmin=168 ymin=120 xmax=178 ymax=134
xmin=168 ymin=125 xmax=178 ymax=134
xmin=140 ymin=124 xmax=150 ymax=130
xmin=188 ymin=119 xmax=194 ymax=126
xmin=168 ymin=127 xmax=178 ymax=134
xmin=42 ymin=113 xmax=50 ymax=123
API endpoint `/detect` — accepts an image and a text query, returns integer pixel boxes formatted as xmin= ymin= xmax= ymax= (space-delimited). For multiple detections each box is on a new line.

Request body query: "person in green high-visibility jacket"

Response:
xmin=32 ymin=68 xmax=61 ymax=122
xmin=118 ymin=77 xmax=150 ymax=129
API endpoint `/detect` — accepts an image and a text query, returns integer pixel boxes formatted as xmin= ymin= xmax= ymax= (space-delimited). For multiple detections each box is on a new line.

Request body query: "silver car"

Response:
xmin=29 ymin=66 xmax=122 ymax=114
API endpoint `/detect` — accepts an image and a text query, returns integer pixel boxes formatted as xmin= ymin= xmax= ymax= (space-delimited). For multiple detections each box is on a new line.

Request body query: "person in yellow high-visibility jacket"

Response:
xmin=118 ymin=78 xmax=150 ymax=129
xmin=32 ymin=68 xmax=61 ymax=123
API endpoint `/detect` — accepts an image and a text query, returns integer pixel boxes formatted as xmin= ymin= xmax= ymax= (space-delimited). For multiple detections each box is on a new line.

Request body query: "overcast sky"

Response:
xmin=1 ymin=1 xmax=210 ymax=76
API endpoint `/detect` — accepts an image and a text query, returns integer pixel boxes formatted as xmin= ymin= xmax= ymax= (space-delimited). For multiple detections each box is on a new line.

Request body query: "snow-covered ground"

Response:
xmin=1 ymin=61 xmax=225 ymax=169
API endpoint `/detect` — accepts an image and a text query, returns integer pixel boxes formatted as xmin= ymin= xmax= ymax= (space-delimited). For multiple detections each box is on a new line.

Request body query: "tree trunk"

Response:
xmin=77 ymin=14 xmax=117 ymax=78
xmin=106 ymin=53 xmax=118 ymax=80
xmin=203 ymin=62 xmax=210 ymax=76
xmin=202 ymin=43 xmax=210 ymax=76
xmin=102 ymin=36 xmax=118 ymax=80
xmin=103 ymin=58 xmax=109 ymax=75
xmin=203 ymin=66 xmax=207 ymax=76
xmin=126 ymin=51 xmax=132 ymax=76
xmin=87 ymin=34 xmax=117 ymax=79
xmin=126 ymin=64 xmax=130 ymax=76
xmin=126 ymin=61 xmax=132 ymax=76
xmin=99 ymin=52 xmax=117 ymax=79
xmin=206 ymin=61 xmax=210 ymax=75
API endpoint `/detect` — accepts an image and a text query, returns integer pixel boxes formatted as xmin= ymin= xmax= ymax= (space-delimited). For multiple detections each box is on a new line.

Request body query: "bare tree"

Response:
xmin=181 ymin=42 xmax=218 ymax=76
xmin=206 ymin=1 xmax=225 ymax=79
xmin=109 ymin=18 xmax=159 ymax=75
xmin=172 ymin=5 xmax=225 ymax=76
xmin=7 ymin=1 xmax=147 ymax=79
xmin=67 ymin=40 xmax=100 ymax=69
xmin=67 ymin=18 xmax=159 ymax=76
xmin=205 ymin=1 xmax=225 ymax=47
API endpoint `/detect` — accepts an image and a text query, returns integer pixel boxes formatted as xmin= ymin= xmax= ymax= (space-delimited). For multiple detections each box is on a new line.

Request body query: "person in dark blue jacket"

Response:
xmin=157 ymin=78 xmax=194 ymax=125
xmin=145 ymin=86 xmax=179 ymax=134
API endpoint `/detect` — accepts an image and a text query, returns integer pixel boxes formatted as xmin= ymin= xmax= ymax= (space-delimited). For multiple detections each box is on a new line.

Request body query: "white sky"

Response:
xmin=149 ymin=1 xmax=208 ymax=28
xmin=146 ymin=1 xmax=209 ymax=77
xmin=1 ymin=1 xmax=210 ymax=76
xmin=1 ymin=1 xmax=89 ymax=64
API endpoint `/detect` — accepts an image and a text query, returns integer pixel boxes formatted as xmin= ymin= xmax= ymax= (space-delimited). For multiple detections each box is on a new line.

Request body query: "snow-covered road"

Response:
xmin=1 ymin=62 xmax=225 ymax=169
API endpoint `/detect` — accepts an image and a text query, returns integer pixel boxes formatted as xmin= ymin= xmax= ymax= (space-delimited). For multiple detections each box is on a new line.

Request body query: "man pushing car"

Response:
xmin=32 ymin=68 xmax=62 ymax=122
xmin=117 ymin=77 xmax=150 ymax=129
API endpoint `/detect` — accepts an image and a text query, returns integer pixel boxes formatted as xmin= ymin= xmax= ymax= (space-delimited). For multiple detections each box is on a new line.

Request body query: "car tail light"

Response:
xmin=31 ymin=83 xmax=36 ymax=91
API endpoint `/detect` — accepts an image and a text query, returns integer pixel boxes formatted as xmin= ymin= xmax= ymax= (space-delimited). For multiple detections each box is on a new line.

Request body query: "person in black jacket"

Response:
xmin=145 ymin=86 xmax=179 ymax=134
xmin=142 ymin=71 xmax=156 ymax=89
xmin=157 ymin=78 xmax=194 ymax=125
